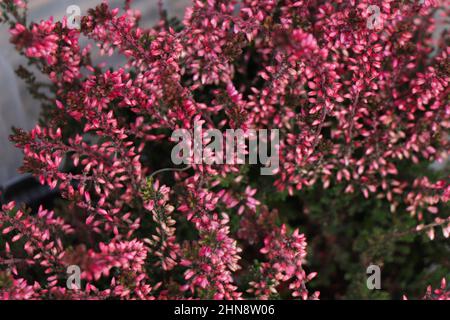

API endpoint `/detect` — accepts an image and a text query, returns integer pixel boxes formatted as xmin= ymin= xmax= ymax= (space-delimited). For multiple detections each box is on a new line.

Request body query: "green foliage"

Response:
xmin=256 ymin=161 xmax=450 ymax=299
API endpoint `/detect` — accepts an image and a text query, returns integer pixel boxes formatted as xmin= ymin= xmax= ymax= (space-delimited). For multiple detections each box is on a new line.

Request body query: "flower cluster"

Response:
xmin=250 ymin=224 xmax=319 ymax=300
xmin=403 ymin=278 xmax=449 ymax=300
xmin=421 ymin=278 xmax=450 ymax=300
xmin=0 ymin=0 xmax=448 ymax=300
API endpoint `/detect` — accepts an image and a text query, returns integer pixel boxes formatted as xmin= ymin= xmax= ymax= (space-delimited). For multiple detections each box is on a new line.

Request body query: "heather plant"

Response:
xmin=0 ymin=0 xmax=448 ymax=300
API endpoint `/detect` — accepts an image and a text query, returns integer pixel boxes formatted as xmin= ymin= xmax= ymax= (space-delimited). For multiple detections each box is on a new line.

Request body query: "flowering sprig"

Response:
xmin=142 ymin=179 xmax=180 ymax=271
xmin=250 ymin=224 xmax=319 ymax=300
xmin=403 ymin=278 xmax=450 ymax=300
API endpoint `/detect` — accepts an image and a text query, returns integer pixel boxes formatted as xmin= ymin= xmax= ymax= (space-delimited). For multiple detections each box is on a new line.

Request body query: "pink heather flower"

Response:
xmin=82 ymin=240 xmax=147 ymax=281
xmin=254 ymin=224 xmax=317 ymax=299
xmin=0 ymin=0 xmax=448 ymax=300
xmin=403 ymin=278 xmax=449 ymax=300
xmin=0 ymin=277 xmax=40 ymax=300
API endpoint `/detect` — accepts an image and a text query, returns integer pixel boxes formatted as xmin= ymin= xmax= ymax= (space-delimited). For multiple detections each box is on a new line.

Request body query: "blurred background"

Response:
xmin=0 ymin=0 xmax=190 ymax=185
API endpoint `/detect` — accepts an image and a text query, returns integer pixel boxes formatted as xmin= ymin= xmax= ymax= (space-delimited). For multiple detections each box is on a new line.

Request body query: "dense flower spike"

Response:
xmin=0 ymin=0 xmax=448 ymax=299
xmin=177 ymin=180 xmax=242 ymax=299
xmin=248 ymin=224 xmax=319 ymax=300
xmin=142 ymin=179 xmax=180 ymax=271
